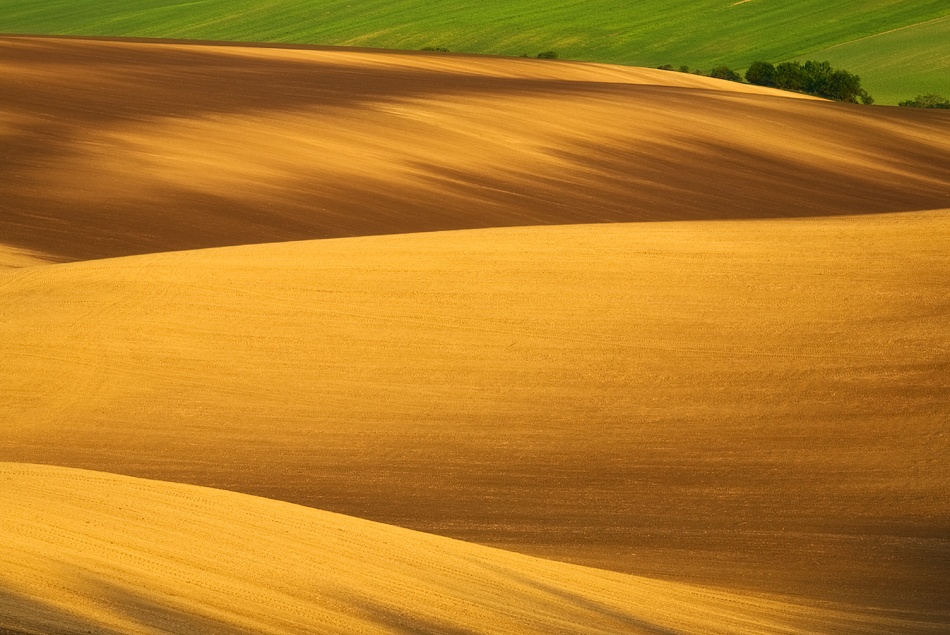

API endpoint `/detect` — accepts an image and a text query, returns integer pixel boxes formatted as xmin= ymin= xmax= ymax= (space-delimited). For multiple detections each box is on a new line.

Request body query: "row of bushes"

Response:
xmin=746 ymin=60 xmax=873 ymax=104
xmin=657 ymin=64 xmax=742 ymax=82
xmin=899 ymin=94 xmax=950 ymax=109
xmin=660 ymin=60 xmax=874 ymax=104
xmin=422 ymin=51 xmax=946 ymax=108
xmin=422 ymin=47 xmax=559 ymax=60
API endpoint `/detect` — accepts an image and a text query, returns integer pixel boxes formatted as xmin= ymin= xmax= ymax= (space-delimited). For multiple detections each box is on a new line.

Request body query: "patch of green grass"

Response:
xmin=804 ymin=15 xmax=950 ymax=105
xmin=2 ymin=0 xmax=948 ymax=104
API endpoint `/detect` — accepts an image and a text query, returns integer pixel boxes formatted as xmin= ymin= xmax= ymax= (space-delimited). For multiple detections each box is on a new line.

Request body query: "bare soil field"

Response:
xmin=2 ymin=213 xmax=949 ymax=620
xmin=6 ymin=463 xmax=937 ymax=635
xmin=1 ymin=37 xmax=949 ymax=633
xmin=1 ymin=37 xmax=949 ymax=262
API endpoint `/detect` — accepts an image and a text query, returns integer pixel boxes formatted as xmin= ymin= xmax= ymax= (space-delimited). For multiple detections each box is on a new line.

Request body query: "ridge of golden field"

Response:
xmin=0 ymin=244 xmax=53 ymax=268
xmin=3 ymin=463 xmax=935 ymax=635
xmin=2 ymin=36 xmax=949 ymax=263
xmin=2 ymin=214 xmax=948 ymax=619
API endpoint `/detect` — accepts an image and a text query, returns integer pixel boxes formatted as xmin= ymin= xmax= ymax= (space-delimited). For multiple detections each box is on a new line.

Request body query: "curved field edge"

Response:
xmin=1 ymin=0 xmax=948 ymax=103
xmin=0 ymin=244 xmax=57 ymax=269
xmin=0 ymin=462 xmax=942 ymax=635
xmin=3 ymin=38 xmax=949 ymax=264
xmin=2 ymin=215 xmax=949 ymax=614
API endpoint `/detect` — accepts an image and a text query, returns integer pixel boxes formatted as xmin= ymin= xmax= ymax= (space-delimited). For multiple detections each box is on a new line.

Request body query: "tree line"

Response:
xmin=898 ymin=94 xmax=950 ymax=109
xmin=745 ymin=60 xmax=873 ymax=104
xmin=660 ymin=60 xmax=873 ymax=104
xmin=420 ymin=49 xmax=948 ymax=108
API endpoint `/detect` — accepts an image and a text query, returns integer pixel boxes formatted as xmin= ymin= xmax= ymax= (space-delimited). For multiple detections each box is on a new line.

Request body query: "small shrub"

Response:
xmin=898 ymin=94 xmax=950 ymax=109
xmin=709 ymin=66 xmax=743 ymax=82
xmin=678 ymin=65 xmax=690 ymax=73
xmin=420 ymin=46 xmax=449 ymax=52
xmin=657 ymin=64 xmax=674 ymax=71
xmin=536 ymin=51 xmax=559 ymax=59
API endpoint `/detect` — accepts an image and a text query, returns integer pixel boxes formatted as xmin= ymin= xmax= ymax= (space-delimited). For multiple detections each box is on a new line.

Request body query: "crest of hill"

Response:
xmin=2 ymin=37 xmax=949 ymax=263
xmin=2 ymin=214 xmax=949 ymax=619
xmin=0 ymin=463 xmax=938 ymax=635
xmin=0 ymin=0 xmax=947 ymax=102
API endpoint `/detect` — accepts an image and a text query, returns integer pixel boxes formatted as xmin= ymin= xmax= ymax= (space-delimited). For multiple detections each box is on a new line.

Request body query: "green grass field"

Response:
xmin=2 ymin=0 xmax=948 ymax=104
xmin=808 ymin=15 xmax=950 ymax=105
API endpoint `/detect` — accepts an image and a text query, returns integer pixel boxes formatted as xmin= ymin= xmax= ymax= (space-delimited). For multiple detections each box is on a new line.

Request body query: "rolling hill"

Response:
xmin=3 ymin=212 xmax=949 ymax=619
xmin=1 ymin=1 xmax=948 ymax=103
xmin=2 ymin=37 xmax=949 ymax=263
xmin=2 ymin=37 xmax=949 ymax=633
xmin=1 ymin=463 xmax=942 ymax=635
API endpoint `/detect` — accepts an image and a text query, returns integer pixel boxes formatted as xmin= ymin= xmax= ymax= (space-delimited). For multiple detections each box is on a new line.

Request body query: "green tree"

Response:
xmin=803 ymin=60 xmax=834 ymax=96
xmin=762 ymin=60 xmax=873 ymax=103
xmin=745 ymin=61 xmax=776 ymax=87
xmin=709 ymin=66 xmax=743 ymax=82
xmin=898 ymin=94 xmax=950 ymax=109
xmin=823 ymin=69 xmax=868 ymax=103
xmin=774 ymin=61 xmax=807 ymax=91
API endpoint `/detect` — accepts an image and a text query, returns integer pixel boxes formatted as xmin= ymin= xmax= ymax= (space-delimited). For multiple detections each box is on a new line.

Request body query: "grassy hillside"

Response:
xmin=2 ymin=0 xmax=949 ymax=103
xmin=807 ymin=14 xmax=950 ymax=105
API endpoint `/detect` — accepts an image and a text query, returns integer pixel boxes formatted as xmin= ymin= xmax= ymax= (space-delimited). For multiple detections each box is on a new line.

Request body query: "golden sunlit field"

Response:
xmin=2 ymin=36 xmax=949 ymax=634
xmin=2 ymin=463 xmax=941 ymax=635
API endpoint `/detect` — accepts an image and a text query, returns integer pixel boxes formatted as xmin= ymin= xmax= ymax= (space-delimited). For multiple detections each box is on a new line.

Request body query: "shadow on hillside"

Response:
xmin=2 ymin=36 xmax=949 ymax=263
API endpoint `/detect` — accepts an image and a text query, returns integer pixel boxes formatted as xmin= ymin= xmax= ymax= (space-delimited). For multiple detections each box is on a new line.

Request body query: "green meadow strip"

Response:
xmin=2 ymin=0 xmax=948 ymax=103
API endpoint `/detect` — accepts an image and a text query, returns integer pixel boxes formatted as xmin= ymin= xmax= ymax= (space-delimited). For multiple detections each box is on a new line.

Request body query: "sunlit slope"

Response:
xmin=0 ymin=245 xmax=53 ymax=269
xmin=2 ymin=464 xmax=932 ymax=635
xmin=3 ymin=214 xmax=949 ymax=616
xmin=3 ymin=37 xmax=950 ymax=263
xmin=1 ymin=0 xmax=948 ymax=101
